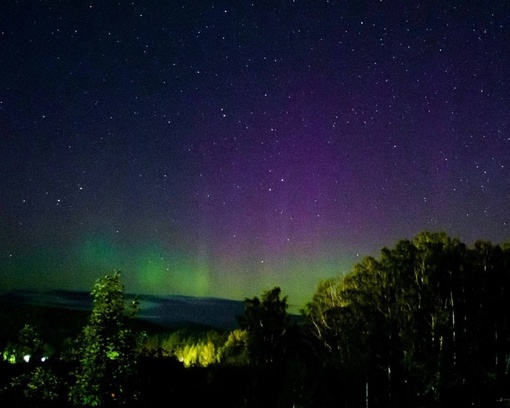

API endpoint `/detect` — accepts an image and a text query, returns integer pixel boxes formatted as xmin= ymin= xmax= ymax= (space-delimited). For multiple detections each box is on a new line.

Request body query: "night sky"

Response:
xmin=1 ymin=1 xmax=509 ymax=310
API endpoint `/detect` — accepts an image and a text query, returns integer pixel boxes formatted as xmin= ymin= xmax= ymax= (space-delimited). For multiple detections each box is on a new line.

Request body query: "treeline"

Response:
xmin=1 ymin=231 xmax=510 ymax=407
xmin=302 ymin=231 xmax=510 ymax=407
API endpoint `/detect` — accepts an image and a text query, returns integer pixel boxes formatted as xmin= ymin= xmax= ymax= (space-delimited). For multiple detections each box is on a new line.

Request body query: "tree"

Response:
xmin=238 ymin=286 xmax=289 ymax=367
xmin=302 ymin=277 xmax=345 ymax=355
xmin=302 ymin=231 xmax=510 ymax=407
xmin=221 ymin=329 xmax=250 ymax=366
xmin=1 ymin=324 xmax=63 ymax=407
xmin=68 ymin=271 xmax=140 ymax=407
xmin=3 ymin=324 xmax=46 ymax=364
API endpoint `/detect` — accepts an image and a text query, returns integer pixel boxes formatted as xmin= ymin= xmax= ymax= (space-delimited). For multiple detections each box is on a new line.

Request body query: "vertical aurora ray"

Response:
xmin=73 ymin=234 xmax=213 ymax=297
xmin=131 ymin=243 xmax=211 ymax=297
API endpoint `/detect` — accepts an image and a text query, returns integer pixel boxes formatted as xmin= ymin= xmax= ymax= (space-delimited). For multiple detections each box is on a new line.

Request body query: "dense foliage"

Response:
xmin=68 ymin=271 xmax=141 ymax=407
xmin=302 ymin=231 xmax=510 ymax=407
xmin=1 ymin=232 xmax=510 ymax=407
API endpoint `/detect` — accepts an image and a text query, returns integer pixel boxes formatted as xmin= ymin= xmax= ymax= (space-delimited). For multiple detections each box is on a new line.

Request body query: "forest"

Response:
xmin=1 ymin=231 xmax=510 ymax=407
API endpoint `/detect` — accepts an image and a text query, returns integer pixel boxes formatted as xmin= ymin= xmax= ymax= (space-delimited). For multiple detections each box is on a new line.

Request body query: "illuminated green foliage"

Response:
xmin=68 ymin=270 xmax=140 ymax=407
xmin=174 ymin=341 xmax=220 ymax=367
xmin=221 ymin=329 xmax=250 ymax=366
xmin=140 ymin=328 xmax=229 ymax=367
xmin=2 ymin=324 xmax=46 ymax=364
xmin=21 ymin=366 xmax=61 ymax=403
xmin=1 ymin=325 xmax=64 ymax=406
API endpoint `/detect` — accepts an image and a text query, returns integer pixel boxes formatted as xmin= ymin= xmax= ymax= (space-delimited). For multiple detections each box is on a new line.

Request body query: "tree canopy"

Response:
xmin=238 ymin=286 xmax=290 ymax=367
xmin=69 ymin=271 xmax=141 ymax=407
xmin=303 ymin=231 xmax=510 ymax=407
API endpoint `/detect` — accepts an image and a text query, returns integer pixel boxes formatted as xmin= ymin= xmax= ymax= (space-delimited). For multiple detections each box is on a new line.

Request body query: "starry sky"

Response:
xmin=1 ymin=0 xmax=509 ymax=310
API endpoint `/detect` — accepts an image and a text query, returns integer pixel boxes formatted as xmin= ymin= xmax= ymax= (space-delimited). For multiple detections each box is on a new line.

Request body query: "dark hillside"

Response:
xmin=0 ymin=289 xmax=251 ymax=355
xmin=0 ymin=302 xmax=89 ymax=350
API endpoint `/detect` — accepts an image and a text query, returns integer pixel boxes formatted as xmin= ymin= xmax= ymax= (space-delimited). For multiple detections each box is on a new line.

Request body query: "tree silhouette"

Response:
xmin=303 ymin=232 xmax=510 ymax=407
xmin=238 ymin=286 xmax=289 ymax=367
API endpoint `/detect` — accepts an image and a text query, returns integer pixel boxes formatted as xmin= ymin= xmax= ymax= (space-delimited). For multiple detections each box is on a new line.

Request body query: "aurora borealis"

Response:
xmin=1 ymin=1 xmax=509 ymax=310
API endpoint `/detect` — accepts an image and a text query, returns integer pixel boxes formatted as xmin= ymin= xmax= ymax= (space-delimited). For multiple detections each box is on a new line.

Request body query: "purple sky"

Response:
xmin=1 ymin=1 xmax=509 ymax=309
